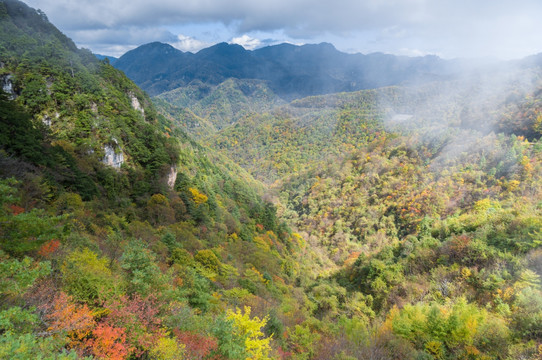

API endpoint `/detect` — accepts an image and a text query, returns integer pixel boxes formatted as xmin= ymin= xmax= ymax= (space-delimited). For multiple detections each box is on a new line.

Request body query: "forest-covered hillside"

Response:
xmin=0 ymin=1 xmax=302 ymax=359
xmin=156 ymin=46 xmax=542 ymax=359
xmin=156 ymin=78 xmax=284 ymax=133
xmin=3 ymin=0 xmax=542 ymax=359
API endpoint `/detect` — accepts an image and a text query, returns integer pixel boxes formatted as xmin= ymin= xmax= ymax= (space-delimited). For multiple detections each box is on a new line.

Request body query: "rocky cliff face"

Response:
xmin=167 ymin=165 xmax=177 ymax=189
xmin=102 ymin=140 xmax=124 ymax=169
xmin=129 ymin=92 xmax=145 ymax=116
xmin=1 ymin=74 xmax=15 ymax=99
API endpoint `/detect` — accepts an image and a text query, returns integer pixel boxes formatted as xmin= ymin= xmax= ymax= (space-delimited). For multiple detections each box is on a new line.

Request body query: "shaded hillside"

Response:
xmin=115 ymin=40 xmax=458 ymax=99
xmin=153 ymin=97 xmax=217 ymax=139
xmin=113 ymin=42 xmax=191 ymax=94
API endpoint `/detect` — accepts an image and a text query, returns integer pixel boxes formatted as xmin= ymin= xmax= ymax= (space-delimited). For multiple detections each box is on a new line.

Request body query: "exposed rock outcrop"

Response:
xmin=1 ymin=74 xmax=16 ymax=99
xmin=129 ymin=92 xmax=145 ymax=116
xmin=42 ymin=114 xmax=52 ymax=126
xmin=167 ymin=165 xmax=178 ymax=189
xmin=102 ymin=139 xmax=124 ymax=169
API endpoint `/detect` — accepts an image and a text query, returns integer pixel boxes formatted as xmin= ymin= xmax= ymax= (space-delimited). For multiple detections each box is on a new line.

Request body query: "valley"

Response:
xmin=2 ymin=1 xmax=542 ymax=359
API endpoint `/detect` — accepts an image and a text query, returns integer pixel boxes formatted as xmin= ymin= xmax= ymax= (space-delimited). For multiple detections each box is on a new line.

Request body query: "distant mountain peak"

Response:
xmin=128 ymin=41 xmax=183 ymax=55
xmin=308 ymin=42 xmax=337 ymax=50
xmin=197 ymin=42 xmax=248 ymax=56
xmin=113 ymin=40 xmax=471 ymax=99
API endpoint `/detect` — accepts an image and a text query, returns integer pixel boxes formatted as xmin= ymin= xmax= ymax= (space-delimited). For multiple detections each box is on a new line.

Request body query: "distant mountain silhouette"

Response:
xmin=114 ymin=41 xmax=464 ymax=99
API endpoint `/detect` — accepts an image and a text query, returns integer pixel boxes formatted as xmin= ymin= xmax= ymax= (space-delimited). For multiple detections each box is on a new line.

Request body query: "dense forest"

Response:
xmin=2 ymin=0 xmax=542 ymax=359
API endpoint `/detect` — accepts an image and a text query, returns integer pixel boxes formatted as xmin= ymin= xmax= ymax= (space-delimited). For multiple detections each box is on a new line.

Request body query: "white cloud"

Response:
xmin=71 ymin=27 xmax=176 ymax=45
xmin=65 ymin=26 xmax=177 ymax=56
xmin=230 ymin=35 xmax=261 ymax=50
xmin=23 ymin=0 xmax=542 ymax=59
xmin=397 ymin=48 xmax=431 ymax=57
xmin=169 ymin=34 xmax=212 ymax=53
xmin=84 ymin=44 xmax=137 ymax=58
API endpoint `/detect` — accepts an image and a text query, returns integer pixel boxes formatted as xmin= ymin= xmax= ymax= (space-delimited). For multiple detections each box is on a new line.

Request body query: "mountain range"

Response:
xmin=114 ymin=41 xmax=465 ymax=99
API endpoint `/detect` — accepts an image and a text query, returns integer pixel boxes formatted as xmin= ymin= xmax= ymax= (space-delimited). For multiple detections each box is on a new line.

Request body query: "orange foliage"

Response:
xmin=277 ymin=346 xmax=293 ymax=359
xmin=104 ymin=294 xmax=165 ymax=356
xmin=41 ymin=292 xmax=95 ymax=344
xmin=38 ymin=239 xmax=61 ymax=257
xmin=447 ymin=234 xmax=472 ymax=262
xmin=87 ymin=323 xmax=132 ymax=360
xmin=9 ymin=204 xmax=24 ymax=215
xmin=343 ymin=251 xmax=362 ymax=267
xmin=174 ymin=329 xmax=218 ymax=360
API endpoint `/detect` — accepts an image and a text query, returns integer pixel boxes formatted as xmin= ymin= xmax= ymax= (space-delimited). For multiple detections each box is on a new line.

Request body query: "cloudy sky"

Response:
xmin=23 ymin=0 xmax=542 ymax=59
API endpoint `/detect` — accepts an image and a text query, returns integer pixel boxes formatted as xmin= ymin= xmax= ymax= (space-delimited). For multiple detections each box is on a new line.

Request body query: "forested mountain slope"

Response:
xmin=115 ymin=40 xmax=459 ymax=99
xmin=0 ymin=1 xmax=306 ymax=359
xmin=156 ymin=78 xmax=284 ymax=134
xmin=200 ymin=65 xmax=542 ymax=181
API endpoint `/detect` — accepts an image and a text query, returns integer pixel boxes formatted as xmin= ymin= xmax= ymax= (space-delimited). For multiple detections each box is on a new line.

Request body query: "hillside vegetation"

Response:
xmin=0 ymin=1 xmax=301 ymax=359
xmin=162 ymin=53 xmax=542 ymax=359
xmin=3 ymin=0 xmax=542 ymax=359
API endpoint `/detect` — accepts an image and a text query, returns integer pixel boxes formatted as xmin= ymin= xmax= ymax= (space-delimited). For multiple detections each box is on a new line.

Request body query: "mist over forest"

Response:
xmin=2 ymin=0 xmax=542 ymax=359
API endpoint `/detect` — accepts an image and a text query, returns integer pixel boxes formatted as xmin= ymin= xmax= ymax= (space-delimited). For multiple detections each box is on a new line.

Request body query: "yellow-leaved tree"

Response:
xmin=188 ymin=187 xmax=208 ymax=205
xmin=226 ymin=306 xmax=272 ymax=360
